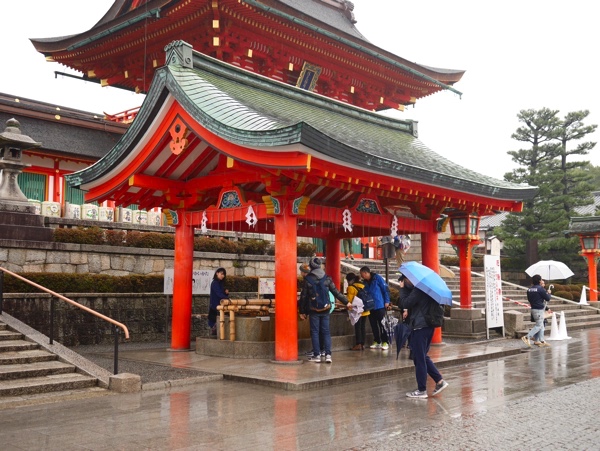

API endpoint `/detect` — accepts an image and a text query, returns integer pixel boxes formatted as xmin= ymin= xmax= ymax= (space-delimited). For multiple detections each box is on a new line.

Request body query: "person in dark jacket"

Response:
xmin=359 ymin=266 xmax=391 ymax=350
xmin=209 ymin=267 xmax=229 ymax=336
xmin=398 ymin=274 xmax=448 ymax=399
xmin=522 ymin=274 xmax=552 ymax=348
xmin=299 ymin=257 xmax=349 ymax=363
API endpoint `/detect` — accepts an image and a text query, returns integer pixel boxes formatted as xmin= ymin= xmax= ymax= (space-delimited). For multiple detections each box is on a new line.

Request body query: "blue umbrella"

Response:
xmin=398 ymin=261 xmax=453 ymax=306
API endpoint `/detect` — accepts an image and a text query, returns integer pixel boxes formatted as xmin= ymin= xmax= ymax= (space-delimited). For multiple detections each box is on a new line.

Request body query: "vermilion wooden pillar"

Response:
xmin=326 ymin=237 xmax=342 ymax=290
xmin=454 ymin=242 xmax=473 ymax=309
xmin=274 ymin=210 xmax=298 ymax=361
xmin=584 ymin=254 xmax=598 ymax=301
xmin=421 ymin=230 xmax=442 ymax=344
xmin=171 ymin=210 xmax=193 ymax=350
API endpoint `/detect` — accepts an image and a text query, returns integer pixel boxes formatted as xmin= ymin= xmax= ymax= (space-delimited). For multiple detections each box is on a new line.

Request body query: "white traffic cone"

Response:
xmin=579 ymin=286 xmax=588 ymax=305
xmin=546 ymin=312 xmax=562 ymax=341
xmin=558 ymin=311 xmax=571 ymax=340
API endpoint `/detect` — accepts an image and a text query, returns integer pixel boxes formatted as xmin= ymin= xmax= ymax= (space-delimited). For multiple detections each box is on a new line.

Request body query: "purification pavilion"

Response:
xmin=64 ymin=40 xmax=536 ymax=359
xmin=30 ymin=0 xmax=537 ymax=358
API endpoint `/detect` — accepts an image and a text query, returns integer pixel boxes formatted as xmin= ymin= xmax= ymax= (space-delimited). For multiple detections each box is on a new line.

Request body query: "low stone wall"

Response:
xmin=0 ymin=239 xmax=275 ymax=277
xmin=1 ymin=292 xmax=214 ymax=346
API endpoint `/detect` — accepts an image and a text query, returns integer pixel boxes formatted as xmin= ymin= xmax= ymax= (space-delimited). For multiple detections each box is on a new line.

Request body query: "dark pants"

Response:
xmin=368 ymin=308 xmax=389 ymax=344
xmin=354 ymin=316 xmax=366 ymax=345
xmin=208 ymin=308 xmax=218 ymax=328
xmin=310 ymin=313 xmax=331 ymax=356
xmin=409 ymin=327 xmax=443 ymax=391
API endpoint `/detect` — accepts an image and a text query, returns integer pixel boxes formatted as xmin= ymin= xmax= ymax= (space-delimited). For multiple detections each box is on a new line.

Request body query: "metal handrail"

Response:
xmin=0 ymin=266 xmax=129 ymax=374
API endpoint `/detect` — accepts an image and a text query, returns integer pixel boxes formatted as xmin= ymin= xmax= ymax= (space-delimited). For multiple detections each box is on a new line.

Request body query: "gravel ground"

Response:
xmin=68 ymin=341 xmax=214 ymax=384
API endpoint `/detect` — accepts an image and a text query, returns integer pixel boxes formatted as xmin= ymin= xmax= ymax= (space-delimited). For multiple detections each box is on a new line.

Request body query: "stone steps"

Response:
xmin=0 ymin=373 xmax=98 ymax=396
xmin=0 ymin=318 xmax=102 ymax=398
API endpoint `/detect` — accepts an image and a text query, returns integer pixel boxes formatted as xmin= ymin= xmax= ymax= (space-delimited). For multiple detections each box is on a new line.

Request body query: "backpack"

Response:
xmin=307 ymin=276 xmax=331 ymax=312
xmin=424 ymin=297 xmax=444 ymax=327
xmin=352 ymin=283 xmax=375 ymax=311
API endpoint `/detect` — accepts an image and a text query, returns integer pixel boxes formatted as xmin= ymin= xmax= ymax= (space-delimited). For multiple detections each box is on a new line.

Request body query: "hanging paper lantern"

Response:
xmin=342 ymin=208 xmax=353 ymax=232
xmin=246 ymin=205 xmax=258 ymax=228
xmin=390 ymin=215 xmax=398 ymax=237
xmin=200 ymin=211 xmax=208 ymax=233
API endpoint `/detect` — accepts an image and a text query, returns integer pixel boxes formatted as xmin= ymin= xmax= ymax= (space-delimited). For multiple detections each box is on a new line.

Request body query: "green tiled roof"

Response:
xmin=68 ymin=42 xmax=536 ymax=203
xmin=168 ymin=48 xmax=536 ymax=202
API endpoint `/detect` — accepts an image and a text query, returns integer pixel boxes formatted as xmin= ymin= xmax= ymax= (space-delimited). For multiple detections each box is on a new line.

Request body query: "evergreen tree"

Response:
xmin=497 ymin=108 xmax=597 ymax=270
xmin=555 ymin=110 xmax=597 ymax=213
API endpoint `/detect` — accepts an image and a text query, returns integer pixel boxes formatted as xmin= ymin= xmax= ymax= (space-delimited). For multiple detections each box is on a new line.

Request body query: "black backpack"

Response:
xmin=307 ymin=276 xmax=331 ymax=312
xmin=424 ymin=297 xmax=444 ymax=327
xmin=352 ymin=283 xmax=375 ymax=311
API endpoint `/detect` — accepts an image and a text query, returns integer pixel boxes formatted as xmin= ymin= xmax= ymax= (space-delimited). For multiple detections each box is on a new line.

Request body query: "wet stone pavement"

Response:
xmin=1 ymin=329 xmax=600 ymax=450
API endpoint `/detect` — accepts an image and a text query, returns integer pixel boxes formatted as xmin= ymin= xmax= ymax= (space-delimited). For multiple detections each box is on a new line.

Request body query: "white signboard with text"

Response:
xmin=163 ymin=269 xmax=212 ymax=295
xmin=258 ymin=278 xmax=275 ymax=297
xmin=484 ymin=255 xmax=505 ymax=337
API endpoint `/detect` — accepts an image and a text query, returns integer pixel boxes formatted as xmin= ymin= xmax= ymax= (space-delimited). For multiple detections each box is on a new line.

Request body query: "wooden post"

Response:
xmin=219 ymin=309 xmax=225 ymax=340
xmin=326 ymin=236 xmax=342 ymax=290
xmin=586 ymin=254 xmax=598 ymax=302
xmin=171 ymin=210 xmax=193 ymax=350
xmin=274 ymin=209 xmax=298 ymax=361
xmin=422 ymin=230 xmax=443 ymax=344
xmin=229 ymin=310 xmax=236 ymax=341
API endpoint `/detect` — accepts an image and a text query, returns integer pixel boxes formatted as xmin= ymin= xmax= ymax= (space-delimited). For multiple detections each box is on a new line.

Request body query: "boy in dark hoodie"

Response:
xmin=299 ymin=257 xmax=349 ymax=363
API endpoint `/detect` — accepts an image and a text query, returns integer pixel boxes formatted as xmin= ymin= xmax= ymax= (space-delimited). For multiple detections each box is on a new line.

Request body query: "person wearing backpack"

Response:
xmin=359 ymin=266 xmax=391 ymax=350
xmin=346 ymin=272 xmax=371 ymax=350
xmin=398 ymin=274 xmax=448 ymax=399
xmin=299 ymin=257 xmax=350 ymax=363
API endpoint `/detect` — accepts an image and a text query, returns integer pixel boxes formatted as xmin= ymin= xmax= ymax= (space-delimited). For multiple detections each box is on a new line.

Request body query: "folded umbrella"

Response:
xmin=394 ymin=322 xmax=411 ymax=360
xmin=398 ymin=261 xmax=453 ymax=306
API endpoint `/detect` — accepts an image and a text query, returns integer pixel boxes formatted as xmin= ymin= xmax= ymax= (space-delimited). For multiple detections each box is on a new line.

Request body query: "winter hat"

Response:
xmin=309 ymin=257 xmax=322 ymax=269
xmin=299 ymin=263 xmax=310 ymax=274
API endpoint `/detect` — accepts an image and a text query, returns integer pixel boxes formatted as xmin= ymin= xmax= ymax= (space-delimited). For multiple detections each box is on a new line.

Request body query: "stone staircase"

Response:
xmin=444 ymin=274 xmax=600 ymax=338
xmin=0 ymin=315 xmax=107 ymax=406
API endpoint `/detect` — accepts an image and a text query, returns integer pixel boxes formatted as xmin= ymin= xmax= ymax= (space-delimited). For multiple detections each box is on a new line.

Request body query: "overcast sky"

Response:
xmin=1 ymin=0 xmax=598 ymax=180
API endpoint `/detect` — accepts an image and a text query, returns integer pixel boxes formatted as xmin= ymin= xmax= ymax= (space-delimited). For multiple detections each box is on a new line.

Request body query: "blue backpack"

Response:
xmin=307 ymin=276 xmax=331 ymax=312
xmin=352 ymin=283 xmax=375 ymax=311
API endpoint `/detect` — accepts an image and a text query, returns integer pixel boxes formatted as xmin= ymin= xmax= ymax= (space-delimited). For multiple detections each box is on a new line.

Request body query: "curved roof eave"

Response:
xmin=67 ymin=50 xmax=536 ymax=204
xmin=164 ymin=51 xmax=536 ymax=202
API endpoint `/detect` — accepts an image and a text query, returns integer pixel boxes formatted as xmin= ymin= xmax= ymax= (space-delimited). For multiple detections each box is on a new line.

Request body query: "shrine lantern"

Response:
xmin=569 ymin=217 xmax=600 ymax=302
xmin=447 ymin=212 xmax=481 ymax=309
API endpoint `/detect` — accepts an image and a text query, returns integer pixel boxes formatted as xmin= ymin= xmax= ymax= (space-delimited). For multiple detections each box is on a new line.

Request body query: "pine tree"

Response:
xmin=497 ymin=108 xmax=597 ymax=270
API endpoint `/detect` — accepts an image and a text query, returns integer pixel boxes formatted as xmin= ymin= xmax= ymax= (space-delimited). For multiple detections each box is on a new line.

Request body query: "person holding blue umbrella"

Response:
xmin=398 ymin=261 xmax=450 ymax=399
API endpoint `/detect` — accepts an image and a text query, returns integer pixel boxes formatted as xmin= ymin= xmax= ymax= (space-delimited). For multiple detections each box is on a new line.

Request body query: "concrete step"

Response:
xmin=0 ymin=373 xmax=98 ymax=396
xmin=0 ymin=360 xmax=77 ymax=381
xmin=0 ymin=386 xmax=109 ymax=409
xmin=0 ymin=349 xmax=58 ymax=365
xmin=0 ymin=340 xmax=39 ymax=352
xmin=0 ymin=330 xmax=23 ymax=341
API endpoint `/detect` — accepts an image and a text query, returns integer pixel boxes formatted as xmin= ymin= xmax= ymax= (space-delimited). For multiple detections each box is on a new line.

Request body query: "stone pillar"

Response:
xmin=274 ymin=209 xmax=298 ymax=361
xmin=171 ymin=209 xmax=193 ymax=350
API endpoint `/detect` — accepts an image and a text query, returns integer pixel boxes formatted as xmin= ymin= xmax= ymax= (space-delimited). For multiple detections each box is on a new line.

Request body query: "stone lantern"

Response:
xmin=0 ymin=118 xmax=40 ymax=212
xmin=0 ymin=118 xmax=52 ymax=241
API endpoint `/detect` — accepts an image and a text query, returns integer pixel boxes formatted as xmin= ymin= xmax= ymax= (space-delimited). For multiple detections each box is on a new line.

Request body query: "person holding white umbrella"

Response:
xmin=522 ymin=274 xmax=552 ymax=348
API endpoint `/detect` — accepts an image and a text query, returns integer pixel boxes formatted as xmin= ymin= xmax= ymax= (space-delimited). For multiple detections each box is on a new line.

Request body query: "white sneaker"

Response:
xmin=406 ymin=390 xmax=427 ymax=399
xmin=432 ymin=380 xmax=448 ymax=396
xmin=325 ymin=354 xmax=332 ymax=363
xmin=381 ymin=342 xmax=389 ymax=350
xmin=369 ymin=342 xmax=381 ymax=349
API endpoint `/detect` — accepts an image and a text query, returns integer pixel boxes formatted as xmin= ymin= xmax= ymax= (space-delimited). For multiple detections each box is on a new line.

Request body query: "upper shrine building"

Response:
xmin=30 ymin=0 xmax=464 ymax=113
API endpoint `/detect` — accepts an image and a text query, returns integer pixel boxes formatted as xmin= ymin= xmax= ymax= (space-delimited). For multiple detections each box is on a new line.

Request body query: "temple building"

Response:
xmin=13 ymin=0 xmax=536 ymax=358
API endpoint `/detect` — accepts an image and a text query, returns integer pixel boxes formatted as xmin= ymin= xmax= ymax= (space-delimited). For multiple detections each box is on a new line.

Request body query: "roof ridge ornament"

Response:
xmin=164 ymin=40 xmax=193 ymax=69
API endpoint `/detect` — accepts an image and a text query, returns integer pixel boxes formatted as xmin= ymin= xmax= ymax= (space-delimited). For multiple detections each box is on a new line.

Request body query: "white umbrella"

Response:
xmin=525 ymin=260 xmax=574 ymax=280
